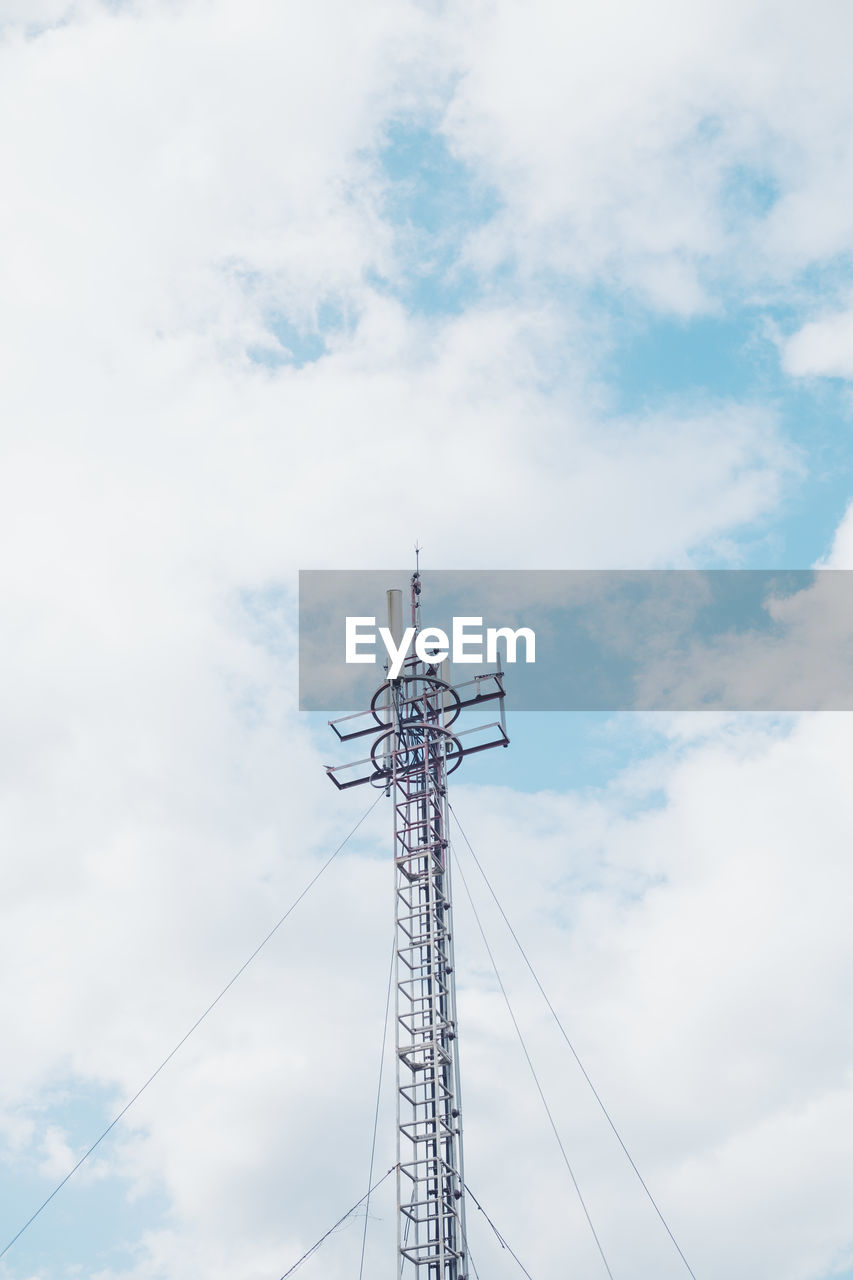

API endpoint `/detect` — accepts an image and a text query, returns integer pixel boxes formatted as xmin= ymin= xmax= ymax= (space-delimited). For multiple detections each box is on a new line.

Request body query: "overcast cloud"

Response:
xmin=2 ymin=2 xmax=853 ymax=1278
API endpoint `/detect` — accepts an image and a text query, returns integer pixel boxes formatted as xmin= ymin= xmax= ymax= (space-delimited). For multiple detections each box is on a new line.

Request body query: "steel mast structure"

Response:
xmin=326 ymin=568 xmax=508 ymax=1280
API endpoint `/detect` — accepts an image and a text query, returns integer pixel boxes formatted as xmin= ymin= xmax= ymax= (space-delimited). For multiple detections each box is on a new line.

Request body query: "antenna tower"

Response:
xmin=326 ymin=567 xmax=508 ymax=1279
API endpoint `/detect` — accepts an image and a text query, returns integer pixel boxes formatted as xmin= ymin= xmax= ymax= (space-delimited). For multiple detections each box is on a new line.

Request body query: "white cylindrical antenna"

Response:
xmin=387 ymin=588 xmax=404 ymax=647
xmin=387 ymin=588 xmax=404 ymax=682
xmin=383 ymin=588 xmax=404 ymax=772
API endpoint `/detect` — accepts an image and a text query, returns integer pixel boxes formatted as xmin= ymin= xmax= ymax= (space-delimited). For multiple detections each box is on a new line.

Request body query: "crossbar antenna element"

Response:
xmin=326 ymin=567 xmax=509 ymax=1279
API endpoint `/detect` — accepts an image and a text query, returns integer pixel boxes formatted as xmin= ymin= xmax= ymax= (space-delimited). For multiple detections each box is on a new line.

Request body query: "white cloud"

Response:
xmin=783 ymin=308 xmax=853 ymax=379
xmin=36 ymin=1126 xmax=75 ymax=1181
xmin=442 ymin=0 xmax=853 ymax=310
xmin=9 ymin=706 xmax=853 ymax=1280
xmin=0 ymin=0 xmax=75 ymax=28
xmin=448 ymin=711 xmax=853 ymax=1279
xmin=0 ymin=1 xmax=848 ymax=1278
xmin=624 ymin=571 xmax=853 ymax=711
xmin=824 ymin=501 xmax=853 ymax=568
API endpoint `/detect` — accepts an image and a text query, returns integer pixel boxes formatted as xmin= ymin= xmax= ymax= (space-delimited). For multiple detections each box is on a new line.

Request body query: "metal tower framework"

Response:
xmin=326 ymin=570 xmax=508 ymax=1280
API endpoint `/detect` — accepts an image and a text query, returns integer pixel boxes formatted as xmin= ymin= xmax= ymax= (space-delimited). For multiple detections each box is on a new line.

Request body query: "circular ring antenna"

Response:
xmin=370 ymin=676 xmax=461 ymax=729
xmin=369 ymin=722 xmax=464 ymax=779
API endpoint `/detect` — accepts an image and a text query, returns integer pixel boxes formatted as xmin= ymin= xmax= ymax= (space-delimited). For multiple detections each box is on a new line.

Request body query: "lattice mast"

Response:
xmin=389 ymin=571 xmax=467 ymax=1277
xmin=326 ymin=567 xmax=508 ymax=1280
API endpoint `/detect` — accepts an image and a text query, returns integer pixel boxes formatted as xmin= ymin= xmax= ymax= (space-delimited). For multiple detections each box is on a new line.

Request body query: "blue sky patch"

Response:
xmin=600 ymin=305 xmax=853 ymax=566
xmin=0 ymin=1081 xmax=168 ymax=1278
xmin=373 ymin=119 xmax=500 ymax=316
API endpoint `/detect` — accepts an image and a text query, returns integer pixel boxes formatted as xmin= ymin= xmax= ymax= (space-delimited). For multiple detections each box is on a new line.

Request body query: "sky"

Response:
xmin=2 ymin=1 xmax=853 ymax=1277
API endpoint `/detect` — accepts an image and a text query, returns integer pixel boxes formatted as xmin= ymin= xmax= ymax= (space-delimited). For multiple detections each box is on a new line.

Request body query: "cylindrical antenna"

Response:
xmin=387 ymin=589 xmax=404 ymax=649
xmin=383 ymin=588 xmax=404 ymax=777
